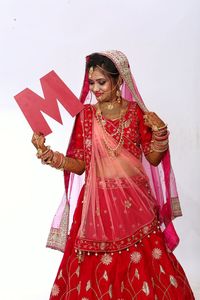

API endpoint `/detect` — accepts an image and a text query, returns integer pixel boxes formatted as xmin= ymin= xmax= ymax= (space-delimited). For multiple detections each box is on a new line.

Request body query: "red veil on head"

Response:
xmin=46 ymin=50 xmax=182 ymax=253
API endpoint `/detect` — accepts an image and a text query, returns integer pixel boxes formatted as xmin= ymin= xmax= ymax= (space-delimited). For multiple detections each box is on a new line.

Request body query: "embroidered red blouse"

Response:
xmin=67 ymin=102 xmax=152 ymax=165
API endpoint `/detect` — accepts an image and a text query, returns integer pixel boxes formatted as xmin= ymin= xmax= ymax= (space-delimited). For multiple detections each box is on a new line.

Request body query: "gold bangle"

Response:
xmin=152 ymin=124 xmax=167 ymax=132
xmin=37 ymin=146 xmax=50 ymax=158
xmin=59 ymin=156 xmax=66 ymax=170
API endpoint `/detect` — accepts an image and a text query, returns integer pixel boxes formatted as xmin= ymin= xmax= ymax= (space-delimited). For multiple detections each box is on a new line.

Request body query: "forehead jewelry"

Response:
xmin=89 ymin=66 xmax=94 ymax=79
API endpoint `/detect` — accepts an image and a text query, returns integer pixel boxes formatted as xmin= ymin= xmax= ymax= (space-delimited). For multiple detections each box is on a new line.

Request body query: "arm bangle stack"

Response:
xmin=150 ymin=124 xmax=169 ymax=153
xmin=36 ymin=147 xmax=67 ymax=171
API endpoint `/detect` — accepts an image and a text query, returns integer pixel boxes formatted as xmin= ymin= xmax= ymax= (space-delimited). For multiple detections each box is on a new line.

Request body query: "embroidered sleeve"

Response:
xmin=66 ymin=112 xmax=84 ymax=161
xmin=136 ymin=105 xmax=152 ymax=156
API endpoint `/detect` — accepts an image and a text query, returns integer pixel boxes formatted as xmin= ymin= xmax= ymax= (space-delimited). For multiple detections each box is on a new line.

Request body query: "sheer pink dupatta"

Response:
xmin=75 ymin=114 xmax=157 ymax=252
xmin=97 ymin=51 xmax=182 ymax=251
xmin=46 ymin=50 xmax=182 ymax=253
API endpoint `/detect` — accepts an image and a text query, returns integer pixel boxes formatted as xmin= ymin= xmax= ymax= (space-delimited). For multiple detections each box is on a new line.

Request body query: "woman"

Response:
xmin=32 ymin=51 xmax=194 ymax=299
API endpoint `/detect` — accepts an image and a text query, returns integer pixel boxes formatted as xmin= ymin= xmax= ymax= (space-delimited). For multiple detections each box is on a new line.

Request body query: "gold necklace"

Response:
xmin=107 ymin=100 xmax=116 ymax=110
xmin=96 ymin=104 xmax=124 ymax=157
xmin=105 ymin=97 xmax=121 ymax=110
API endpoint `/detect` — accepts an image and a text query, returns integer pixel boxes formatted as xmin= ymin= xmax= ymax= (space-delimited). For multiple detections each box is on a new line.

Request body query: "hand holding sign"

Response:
xmin=14 ymin=70 xmax=84 ymax=136
xmin=32 ymin=132 xmax=46 ymax=151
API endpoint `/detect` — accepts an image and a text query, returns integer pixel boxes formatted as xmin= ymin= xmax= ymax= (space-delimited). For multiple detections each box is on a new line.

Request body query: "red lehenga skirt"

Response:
xmin=49 ymin=188 xmax=194 ymax=300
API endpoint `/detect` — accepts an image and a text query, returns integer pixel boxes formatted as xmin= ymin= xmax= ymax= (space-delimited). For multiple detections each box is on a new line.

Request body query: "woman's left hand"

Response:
xmin=143 ymin=112 xmax=166 ymax=131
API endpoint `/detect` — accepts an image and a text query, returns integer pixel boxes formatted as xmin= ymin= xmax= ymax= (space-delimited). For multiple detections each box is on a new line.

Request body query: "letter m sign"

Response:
xmin=14 ymin=70 xmax=84 ymax=136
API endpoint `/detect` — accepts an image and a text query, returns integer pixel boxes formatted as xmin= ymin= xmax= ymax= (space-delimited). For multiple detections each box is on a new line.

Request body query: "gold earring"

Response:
xmin=116 ymin=90 xmax=121 ymax=103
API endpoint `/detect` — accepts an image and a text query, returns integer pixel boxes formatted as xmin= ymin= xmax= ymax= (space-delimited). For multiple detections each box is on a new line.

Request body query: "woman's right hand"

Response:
xmin=31 ymin=132 xmax=47 ymax=151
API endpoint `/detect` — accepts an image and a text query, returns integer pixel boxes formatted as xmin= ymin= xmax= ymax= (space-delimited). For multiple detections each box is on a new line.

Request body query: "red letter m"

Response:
xmin=14 ymin=70 xmax=84 ymax=136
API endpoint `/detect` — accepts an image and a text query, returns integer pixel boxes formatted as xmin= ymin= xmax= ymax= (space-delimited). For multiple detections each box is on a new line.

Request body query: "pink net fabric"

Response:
xmin=75 ymin=114 xmax=157 ymax=252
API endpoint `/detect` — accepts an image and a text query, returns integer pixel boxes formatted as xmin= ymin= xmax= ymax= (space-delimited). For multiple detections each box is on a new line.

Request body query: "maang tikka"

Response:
xmin=89 ymin=67 xmax=94 ymax=79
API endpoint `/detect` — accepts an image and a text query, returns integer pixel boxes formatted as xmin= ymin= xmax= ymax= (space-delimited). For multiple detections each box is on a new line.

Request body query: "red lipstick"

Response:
xmin=95 ymin=92 xmax=102 ymax=97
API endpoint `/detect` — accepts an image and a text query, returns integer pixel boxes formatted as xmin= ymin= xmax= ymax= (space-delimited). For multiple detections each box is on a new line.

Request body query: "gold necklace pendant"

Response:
xmin=107 ymin=102 xmax=114 ymax=110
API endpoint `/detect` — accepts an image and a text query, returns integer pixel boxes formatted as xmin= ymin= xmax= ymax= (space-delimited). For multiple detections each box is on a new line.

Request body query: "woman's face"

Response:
xmin=88 ymin=67 xmax=116 ymax=103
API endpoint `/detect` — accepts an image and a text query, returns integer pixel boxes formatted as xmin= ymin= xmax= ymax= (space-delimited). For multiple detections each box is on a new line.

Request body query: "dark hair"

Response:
xmin=87 ymin=53 xmax=119 ymax=81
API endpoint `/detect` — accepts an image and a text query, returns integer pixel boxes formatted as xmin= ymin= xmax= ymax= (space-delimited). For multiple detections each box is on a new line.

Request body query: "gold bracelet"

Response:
xmin=152 ymin=124 xmax=168 ymax=132
xmin=37 ymin=146 xmax=50 ymax=158
xmin=59 ymin=156 xmax=67 ymax=171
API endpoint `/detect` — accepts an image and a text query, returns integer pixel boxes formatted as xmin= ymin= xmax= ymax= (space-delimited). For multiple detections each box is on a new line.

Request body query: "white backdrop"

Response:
xmin=0 ymin=0 xmax=200 ymax=299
